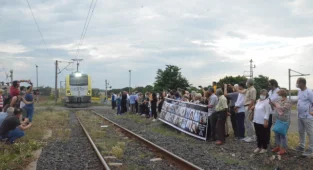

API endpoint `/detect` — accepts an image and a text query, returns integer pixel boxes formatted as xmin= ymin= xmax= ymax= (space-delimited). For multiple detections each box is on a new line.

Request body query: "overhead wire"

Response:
xmin=25 ymin=0 xmax=50 ymax=56
xmin=75 ymin=0 xmax=98 ymax=58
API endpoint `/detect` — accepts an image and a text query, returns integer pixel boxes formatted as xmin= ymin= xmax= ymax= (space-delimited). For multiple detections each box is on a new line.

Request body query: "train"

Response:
xmin=64 ymin=72 xmax=92 ymax=107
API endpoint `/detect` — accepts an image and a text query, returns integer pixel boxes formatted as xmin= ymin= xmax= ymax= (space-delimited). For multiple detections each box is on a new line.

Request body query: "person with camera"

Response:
xmin=0 ymin=108 xmax=32 ymax=144
xmin=9 ymin=80 xmax=31 ymax=97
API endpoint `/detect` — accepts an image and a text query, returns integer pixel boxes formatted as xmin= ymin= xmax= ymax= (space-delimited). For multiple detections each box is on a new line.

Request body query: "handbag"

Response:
xmin=272 ymin=119 xmax=289 ymax=135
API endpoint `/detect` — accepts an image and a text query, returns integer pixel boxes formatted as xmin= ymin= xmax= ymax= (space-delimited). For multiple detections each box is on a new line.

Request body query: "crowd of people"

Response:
xmin=113 ymin=78 xmax=313 ymax=157
xmin=111 ymin=91 xmax=165 ymax=122
xmin=0 ymin=80 xmax=35 ymax=144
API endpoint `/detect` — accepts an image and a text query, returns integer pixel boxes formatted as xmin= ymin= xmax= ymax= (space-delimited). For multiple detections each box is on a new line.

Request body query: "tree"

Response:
xmin=254 ymin=75 xmax=269 ymax=97
xmin=217 ymin=76 xmax=248 ymax=88
xmin=154 ymin=65 xmax=190 ymax=92
xmin=92 ymin=88 xmax=100 ymax=97
xmin=144 ymin=85 xmax=154 ymax=93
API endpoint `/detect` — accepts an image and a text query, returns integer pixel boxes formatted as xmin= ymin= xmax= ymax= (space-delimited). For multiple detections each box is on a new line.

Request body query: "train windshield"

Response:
xmin=70 ymin=75 xmax=88 ymax=86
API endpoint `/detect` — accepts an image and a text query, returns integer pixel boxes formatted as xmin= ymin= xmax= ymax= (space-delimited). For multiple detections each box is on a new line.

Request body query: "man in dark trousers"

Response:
xmin=0 ymin=108 xmax=32 ymax=144
xmin=111 ymin=93 xmax=116 ymax=110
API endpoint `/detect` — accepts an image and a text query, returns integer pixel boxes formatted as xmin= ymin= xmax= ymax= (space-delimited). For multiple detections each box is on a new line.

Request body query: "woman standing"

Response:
xmin=151 ymin=92 xmax=158 ymax=121
xmin=121 ymin=92 xmax=127 ymax=114
xmin=253 ymin=89 xmax=272 ymax=154
xmin=271 ymin=89 xmax=292 ymax=155
xmin=157 ymin=93 xmax=164 ymax=114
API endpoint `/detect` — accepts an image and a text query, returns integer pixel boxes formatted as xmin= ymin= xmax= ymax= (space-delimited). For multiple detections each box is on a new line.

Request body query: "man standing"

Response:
xmin=24 ymin=85 xmax=35 ymax=122
xmin=268 ymin=79 xmax=280 ymax=144
xmin=224 ymin=84 xmax=239 ymax=137
xmin=0 ymin=108 xmax=32 ymax=144
xmin=129 ymin=92 xmax=136 ymax=113
xmin=10 ymin=80 xmax=30 ymax=97
xmin=239 ymin=79 xmax=257 ymax=143
xmin=111 ymin=93 xmax=116 ymax=110
xmin=215 ymin=89 xmax=229 ymax=145
xmin=294 ymin=78 xmax=313 ymax=157
xmin=207 ymin=88 xmax=218 ymax=141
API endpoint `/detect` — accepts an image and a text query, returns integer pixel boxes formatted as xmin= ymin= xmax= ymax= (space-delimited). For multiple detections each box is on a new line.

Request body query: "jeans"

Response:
xmin=298 ymin=118 xmax=313 ymax=150
xmin=117 ymin=105 xmax=121 ymax=115
xmin=275 ymin=132 xmax=287 ymax=148
xmin=254 ymin=123 xmax=268 ymax=149
xmin=236 ymin=112 xmax=245 ymax=138
xmin=230 ymin=107 xmax=237 ymax=137
xmin=244 ymin=107 xmax=255 ymax=138
xmin=6 ymin=128 xmax=25 ymax=143
xmin=26 ymin=107 xmax=34 ymax=122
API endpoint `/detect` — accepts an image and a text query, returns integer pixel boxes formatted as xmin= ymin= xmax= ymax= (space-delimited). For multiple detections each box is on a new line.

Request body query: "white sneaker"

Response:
xmin=241 ymin=137 xmax=248 ymax=141
xmin=254 ymin=148 xmax=261 ymax=153
xmin=152 ymin=119 xmax=157 ymax=122
xmin=259 ymin=149 xmax=267 ymax=154
xmin=244 ymin=137 xmax=252 ymax=142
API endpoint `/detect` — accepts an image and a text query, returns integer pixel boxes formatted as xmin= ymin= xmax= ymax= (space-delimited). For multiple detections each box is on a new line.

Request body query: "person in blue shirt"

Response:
xmin=116 ymin=94 xmax=122 ymax=115
xmin=111 ymin=93 xmax=116 ymax=110
xmin=129 ymin=92 xmax=137 ymax=113
xmin=0 ymin=107 xmax=14 ymax=127
xmin=24 ymin=86 xmax=35 ymax=122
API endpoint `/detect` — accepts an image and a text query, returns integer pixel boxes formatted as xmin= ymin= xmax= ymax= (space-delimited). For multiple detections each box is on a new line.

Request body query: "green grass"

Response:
xmin=77 ymin=111 xmax=128 ymax=159
xmin=124 ymin=113 xmax=146 ymax=123
xmin=0 ymin=110 xmax=70 ymax=170
xmin=151 ymin=124 xmax=186 ymax=139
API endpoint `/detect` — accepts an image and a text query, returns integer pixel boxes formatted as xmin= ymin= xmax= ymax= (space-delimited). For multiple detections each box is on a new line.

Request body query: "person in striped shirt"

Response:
xmin=0 ymin=89 xmax=3 ymax=112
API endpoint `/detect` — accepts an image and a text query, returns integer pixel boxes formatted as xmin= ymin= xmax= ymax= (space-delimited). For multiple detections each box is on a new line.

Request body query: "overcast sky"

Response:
xmin=0 ymin=0 xmax=313 ymax=89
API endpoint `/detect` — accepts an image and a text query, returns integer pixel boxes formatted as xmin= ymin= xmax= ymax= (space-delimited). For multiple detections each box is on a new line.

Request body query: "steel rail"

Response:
xmin=92 ymin=110 xmax=204 ymax=170
xmin=75 ymin=112 xmax=111 ymax=170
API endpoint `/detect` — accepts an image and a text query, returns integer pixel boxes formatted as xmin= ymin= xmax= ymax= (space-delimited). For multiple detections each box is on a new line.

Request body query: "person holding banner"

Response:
xmin=215 ymin=89 xmax=229 ymax=145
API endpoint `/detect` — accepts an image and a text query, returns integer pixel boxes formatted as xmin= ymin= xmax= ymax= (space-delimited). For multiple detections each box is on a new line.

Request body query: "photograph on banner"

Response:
xmin=159 ymin=98 xmax=209 ymax=140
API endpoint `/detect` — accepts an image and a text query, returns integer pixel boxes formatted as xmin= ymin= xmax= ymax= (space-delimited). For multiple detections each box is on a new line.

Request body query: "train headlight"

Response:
xmin=87 ymin=90 xmax=91 ymax=95
xmin=67 ymin=90 xmax=71 ymax=95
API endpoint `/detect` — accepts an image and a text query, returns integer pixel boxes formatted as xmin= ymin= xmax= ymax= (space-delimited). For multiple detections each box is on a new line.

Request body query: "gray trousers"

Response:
xmin=130 ymin=104 xmax=136 ymax=113
xmin=244 ymin=107 xmax=255 ymax=137
xmin=298 ymin=118 xmax=313 ymax=150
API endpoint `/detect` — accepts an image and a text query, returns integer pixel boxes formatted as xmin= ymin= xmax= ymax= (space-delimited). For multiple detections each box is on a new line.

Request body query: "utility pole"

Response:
xmin=9 ymin=70 xmax=13 ymax=84
xmin=129 ymin=70 xmax=131 ymax=93
xmin=288 ymin=69 xmax=310 ymax=100
xmin=35 ymin=65 xmax=38 ymax=90
xmin=55 ymin=60 xmax=58 ymax=105
xmin=105 ymin=79 xmax=109 ymax=105
xmin=54 ymin=60 xmax=73 ymax=105
xmin=249 ymin=59 xmax=256 ymax=79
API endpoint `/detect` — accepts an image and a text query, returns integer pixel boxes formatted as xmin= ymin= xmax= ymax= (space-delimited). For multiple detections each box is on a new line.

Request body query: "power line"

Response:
xmin=76 ymin=0 xmax=98 ymax=58
xmin=75 ymin=0 xmax=94 ymax=58
xmin=25 ymin=0 xmax=50 ymax=56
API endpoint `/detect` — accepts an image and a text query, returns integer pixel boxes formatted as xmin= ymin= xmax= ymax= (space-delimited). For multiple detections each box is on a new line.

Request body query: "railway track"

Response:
xmin=90 ymin=110 xmax=204 ymax=170
xmin=75 ymin=112 xmax=111 ymax=170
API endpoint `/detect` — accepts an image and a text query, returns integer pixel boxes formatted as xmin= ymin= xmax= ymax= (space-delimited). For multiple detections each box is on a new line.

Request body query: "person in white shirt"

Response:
xmin=234 ymin=82 xmax=246 ymax=139
xmin=267 ymin=79 xmax=280 ymax=144
xmin=252 ymin=89 xmax=271 ymax=154
xmin=294 ymin=77 xmax=313 ymax=157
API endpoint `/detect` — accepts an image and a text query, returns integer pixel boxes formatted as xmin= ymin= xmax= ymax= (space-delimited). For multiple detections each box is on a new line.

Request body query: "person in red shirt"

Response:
xmin=10 ymin=80 xmax=30 ymax=97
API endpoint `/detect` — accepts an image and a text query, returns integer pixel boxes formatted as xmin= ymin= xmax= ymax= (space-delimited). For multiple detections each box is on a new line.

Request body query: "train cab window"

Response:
xmin=70 ymin=75 xmax=88 ymax=86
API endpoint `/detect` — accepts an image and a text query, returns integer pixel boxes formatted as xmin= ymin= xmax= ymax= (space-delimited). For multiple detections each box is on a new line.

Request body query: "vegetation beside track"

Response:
xmin=0 ymin=110 xmax=70 ymax=170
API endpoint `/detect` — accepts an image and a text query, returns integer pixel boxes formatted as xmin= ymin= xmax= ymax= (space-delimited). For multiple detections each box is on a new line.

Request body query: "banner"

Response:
xmin=159 ymin=98 xmax=209 ymax=140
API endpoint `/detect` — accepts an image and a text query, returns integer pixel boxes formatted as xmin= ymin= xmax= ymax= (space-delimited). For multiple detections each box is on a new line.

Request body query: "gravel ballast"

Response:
xmin=37 ymin=112 xmax=103 ymax=170
xmin=95 ymin=108 xmax=313 ymax=170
